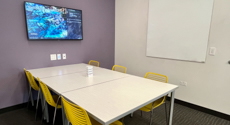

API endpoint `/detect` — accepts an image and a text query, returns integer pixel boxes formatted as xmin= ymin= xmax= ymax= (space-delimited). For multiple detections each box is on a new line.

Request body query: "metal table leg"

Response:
xmin=169 ymin=91 xmax=175 ymax=125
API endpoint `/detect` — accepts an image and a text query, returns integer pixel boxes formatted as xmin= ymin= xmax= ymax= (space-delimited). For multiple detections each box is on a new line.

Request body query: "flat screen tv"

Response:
xmin=24 ymin=1 xmax=83 ymax=40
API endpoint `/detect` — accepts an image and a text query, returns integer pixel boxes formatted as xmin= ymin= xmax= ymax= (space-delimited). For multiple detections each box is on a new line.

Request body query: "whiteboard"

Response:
xmin=146 ymin=0 xmax=214 ymax=62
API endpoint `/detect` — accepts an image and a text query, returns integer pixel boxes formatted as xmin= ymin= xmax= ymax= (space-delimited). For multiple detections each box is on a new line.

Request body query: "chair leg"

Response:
xmin=35 ymin=90 xmax=40 ymax=120
xmin=39 ymin=92 xmax=47 ymax=121
xmin=27 ymin=87 xmax=31 ymax=108
xmin=62 ymin=106 xmax=67 ymax=125
xmin=27 ymin=87 xmax=34 ymax=108
xmin=52 ymin=107 xmax=58 ymax=125
xmin=164 ymin=103 xmax=168 ymax=125
xmin=45 ymin=99 xmax=49 ymax=123
xmin=149 ymin=111 xmax=153 ymax=125
xmin=41 ymin=102 xmax=47 ymax=125
xmin=41 ymin=93 xmax=49 ymax=123
xmin=41 ymin=94 xmax=49 ymax=123
xmin=61 ymin=100 xmax=70 ymax=125
xmin=53 ymin=96 xmax=61 ymax=125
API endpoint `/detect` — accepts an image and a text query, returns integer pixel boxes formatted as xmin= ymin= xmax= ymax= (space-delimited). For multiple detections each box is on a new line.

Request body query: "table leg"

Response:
xmin=169 ymin=91 xmax=175 ymax=125
xmin=130 ymin=112 xmax=133 ymax=117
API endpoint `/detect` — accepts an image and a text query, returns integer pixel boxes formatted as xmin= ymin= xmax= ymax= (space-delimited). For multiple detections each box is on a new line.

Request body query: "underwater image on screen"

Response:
xmin=24 ymin=2 xmax=83 ymax=40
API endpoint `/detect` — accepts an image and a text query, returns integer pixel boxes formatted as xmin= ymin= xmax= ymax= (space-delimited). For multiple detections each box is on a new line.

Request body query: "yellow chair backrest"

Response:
xmin=112 ymin=65 xmax=127 ymax=73
xmin=61 ymin=96 xmax=92 ymax=125
xmin=37 ymin=78 xmax=57 ymax=107
xmin=144 ymin=72 xmax=168 ymax=109
xmin=88 ymin=60 xmax=100 ymax=67
xmin=24 ymin=68 xmax=39 ymax=91
xmin=144 ymin=72 xmax=168 ymax=83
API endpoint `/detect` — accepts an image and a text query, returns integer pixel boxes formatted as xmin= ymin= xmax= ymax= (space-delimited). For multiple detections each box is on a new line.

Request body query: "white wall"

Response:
xmin=115 ymin=0 xmax=230 ymax=115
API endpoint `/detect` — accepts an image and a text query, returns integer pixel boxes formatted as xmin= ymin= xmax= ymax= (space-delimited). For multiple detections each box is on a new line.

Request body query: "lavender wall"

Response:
xmin=0 ymin=0 xmax=115 ymax=109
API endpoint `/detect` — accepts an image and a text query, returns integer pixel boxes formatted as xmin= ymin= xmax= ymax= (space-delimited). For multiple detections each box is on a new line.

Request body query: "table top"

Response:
xmin=28 ymin=63 xmax=178 ymax=125
xmin=28 ymin=63 xmax=100 ymax=78
xmin=40 ymin=68 xmax=131 ymax=94
xmin=62 ymin=75 xmax=178 ymax=125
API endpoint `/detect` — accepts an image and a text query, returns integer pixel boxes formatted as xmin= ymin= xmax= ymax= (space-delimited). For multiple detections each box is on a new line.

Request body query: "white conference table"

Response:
xmin=28 ymin=63 xmax=178 ymax=125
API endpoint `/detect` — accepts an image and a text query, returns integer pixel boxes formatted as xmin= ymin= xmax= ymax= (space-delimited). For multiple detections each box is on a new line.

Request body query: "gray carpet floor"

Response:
xmin=0 ymin=102 xmax=229 ymax=125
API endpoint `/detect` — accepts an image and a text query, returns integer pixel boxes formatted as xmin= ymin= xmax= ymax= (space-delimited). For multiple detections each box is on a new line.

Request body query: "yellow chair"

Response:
xmin=37 ymin=78 xmax=62 ymax=125
xmin=88 ymin=60 xmax=100 ymax=67
xmin=61 ymin=96 xmax=123 ymax=125
xmin=112 ymin=65 xmax=127 ymax=73
xmin=24 ymin=68 xmax=41 ymax=120
xmin=139 ymin=72 xmax=168 ymax=125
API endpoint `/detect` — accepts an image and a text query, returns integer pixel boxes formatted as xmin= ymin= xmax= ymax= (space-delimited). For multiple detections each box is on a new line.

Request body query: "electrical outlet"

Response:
xmin=62 ymin=53 xmax=66 ymax=59
xmin=180 ymin=81 xmax=187 ymax=86
xmin=183 ymin=81 xmax=187 ymax=86
xmin=50 ymin=54 xmax=56 ymax=61
xmin=57 ymin=54 xmax=61 ymax=60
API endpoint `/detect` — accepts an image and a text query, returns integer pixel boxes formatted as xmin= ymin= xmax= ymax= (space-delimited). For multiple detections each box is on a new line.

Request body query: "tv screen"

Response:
xmin=24 ymin=1 xmax=83 ymax=40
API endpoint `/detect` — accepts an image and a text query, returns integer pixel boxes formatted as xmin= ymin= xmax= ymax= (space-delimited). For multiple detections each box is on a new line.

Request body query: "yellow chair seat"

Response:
xmin=140 ymin=97 xmax=165 ymax=112
xmin=90 ymin=116 xmax=122 ymax=125
xmin=24 ymin=69 xmax=41 ymax=120
xmin=38 ymin=78 xmax=62 ymax=125
xmin=110 ymin=121 xmax=123 ymax=125
xmin=62 ymin=96 xmax=123 ymax=125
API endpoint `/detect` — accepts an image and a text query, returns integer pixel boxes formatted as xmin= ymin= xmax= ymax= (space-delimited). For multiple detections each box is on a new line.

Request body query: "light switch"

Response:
xmin=63 ymin=53 xmax=66 ymax=59
xmin=209 ymin=47 xmax=216 ymax=56
xmin=57 ymin=54 xmax=61 ymax=60
xmin=50 ymin=54 xmax=57 ymax=61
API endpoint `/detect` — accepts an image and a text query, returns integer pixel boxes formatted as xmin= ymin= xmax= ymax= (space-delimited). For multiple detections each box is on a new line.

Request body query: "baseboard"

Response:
xmin=0 ymin=103 xmax=26 ymax=115
xmin=167 ymin=97 xmax=230 ymax=121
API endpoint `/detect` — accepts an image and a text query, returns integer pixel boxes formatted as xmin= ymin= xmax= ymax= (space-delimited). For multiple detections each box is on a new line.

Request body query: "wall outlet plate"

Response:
xmin=180 ymin=81 xmax=187 ymax=86
xmin=209 ymin=47 xmax=216 ymax=56
xmin=63 ymin=53 xmax=66 ymax=59
xmin=57 ymin=54 xmax=61 ymax=60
